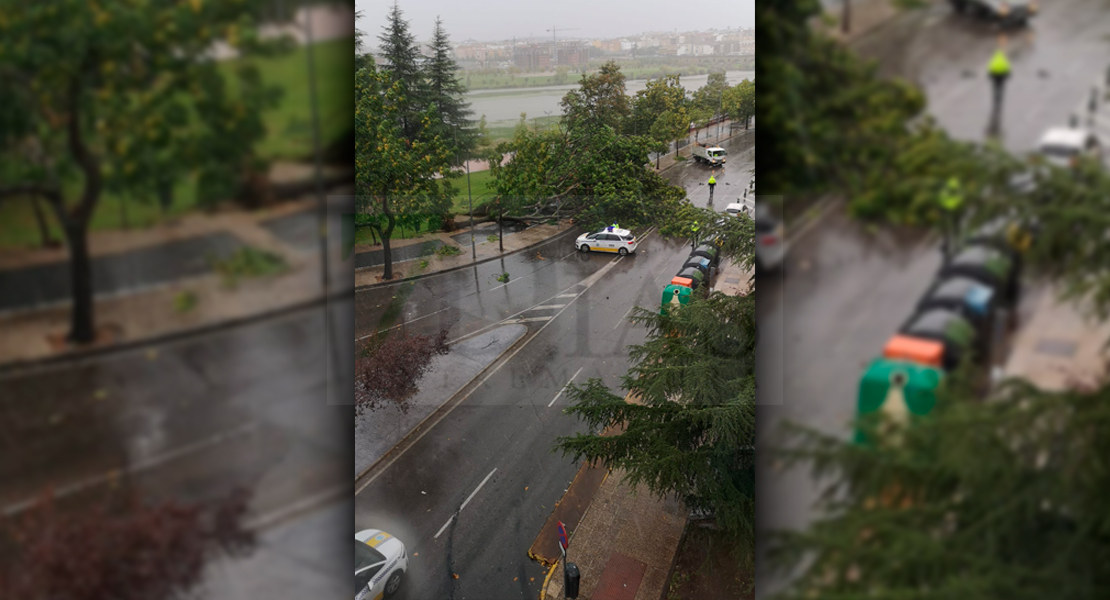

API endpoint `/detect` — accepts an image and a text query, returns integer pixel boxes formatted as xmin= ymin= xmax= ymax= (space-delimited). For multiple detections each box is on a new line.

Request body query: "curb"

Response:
xmin=539 ymin=561 xmax=559 ymax=600
xmin=353 ymin=324 xmax=529 ymax=485
xmin=658 ymin=519 xmax=693 ymax=600
xmin=354 ymin=226 xmax=582 ymax=292
xmin=0 ymin=291 xmax=346 ymax=376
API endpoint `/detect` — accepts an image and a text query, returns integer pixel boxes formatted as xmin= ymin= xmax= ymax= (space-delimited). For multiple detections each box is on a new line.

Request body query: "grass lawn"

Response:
xmin=449 ymin=170 xmax=497 ymax=214
xmin=0 ymin=38 xmax=354 ymax=250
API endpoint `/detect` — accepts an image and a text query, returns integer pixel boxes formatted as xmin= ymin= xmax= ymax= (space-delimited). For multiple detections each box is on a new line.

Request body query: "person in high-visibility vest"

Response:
xmin=938 ymin=177 xmax=964 ymax=258
xmin=708 ymin=175 xmax=717 ymax=201
xmin=988 ymin=49 xmax=1011 ymax=115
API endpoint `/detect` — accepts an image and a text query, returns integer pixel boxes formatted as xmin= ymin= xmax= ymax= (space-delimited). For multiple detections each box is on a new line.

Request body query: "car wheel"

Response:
xmin=384 ymin=571 xmax=403 ymax=597
xmin=579 ymin=245 xmax=590 ymax=253
xmin=618 ymin=247 xmax=628 ymax=256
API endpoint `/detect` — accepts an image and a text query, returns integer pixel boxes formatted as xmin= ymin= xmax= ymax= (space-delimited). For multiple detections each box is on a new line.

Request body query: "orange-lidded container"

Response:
xmin=671 ymin=276 xmax=693 ymax=288
xmin=882 ymin=335 xmax=944 ymax=368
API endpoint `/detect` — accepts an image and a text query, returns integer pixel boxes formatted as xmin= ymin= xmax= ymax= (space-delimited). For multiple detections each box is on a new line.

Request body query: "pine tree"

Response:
xmin=425 ymin=16 xmax=476 ymax=154
xmin=555 ymin=291 xmax=757 ymax=541
xmin=376 ymin=1 xmax=428 ymax=142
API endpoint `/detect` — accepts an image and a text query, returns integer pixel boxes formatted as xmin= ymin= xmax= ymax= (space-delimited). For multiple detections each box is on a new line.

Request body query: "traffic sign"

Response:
xmin=557 ymin=521 xmax=568 ymax=553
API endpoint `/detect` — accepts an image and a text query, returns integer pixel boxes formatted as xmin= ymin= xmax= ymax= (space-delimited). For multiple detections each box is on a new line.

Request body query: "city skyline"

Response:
xmin=355 ymin=0 xmax=753 ymax=46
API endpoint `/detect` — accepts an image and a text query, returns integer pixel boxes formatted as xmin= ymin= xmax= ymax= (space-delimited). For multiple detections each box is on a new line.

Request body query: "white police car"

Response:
xmin=356 ymin=529 xmax=408 ymax=600
xmin=576 ymin=227 xmax=639 ymax=255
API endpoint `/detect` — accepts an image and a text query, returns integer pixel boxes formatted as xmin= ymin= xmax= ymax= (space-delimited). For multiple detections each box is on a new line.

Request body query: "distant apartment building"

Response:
xmin=513 ymin=43 xmax=551 ymax=70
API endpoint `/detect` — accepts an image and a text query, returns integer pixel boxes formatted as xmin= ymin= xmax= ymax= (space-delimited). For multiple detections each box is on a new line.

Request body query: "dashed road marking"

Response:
xmin=548 ymin=367 xmax=584 ymax=407
xmin=435 ymin=468 xmax=497 ymax=539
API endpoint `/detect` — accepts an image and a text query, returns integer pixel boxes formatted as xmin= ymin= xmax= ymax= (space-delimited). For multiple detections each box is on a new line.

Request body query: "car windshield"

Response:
xmin=1040 ymin=144 xmax=1079 ymax=158
xmin=356 ymin=540 xmax=386 ymax=571
xmin=709 ymin=150 xmax=723 ymax=157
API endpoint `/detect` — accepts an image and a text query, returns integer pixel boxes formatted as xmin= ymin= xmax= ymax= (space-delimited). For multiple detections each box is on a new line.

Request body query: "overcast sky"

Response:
xmin=355 ymin=0 xmax=753 ymax=46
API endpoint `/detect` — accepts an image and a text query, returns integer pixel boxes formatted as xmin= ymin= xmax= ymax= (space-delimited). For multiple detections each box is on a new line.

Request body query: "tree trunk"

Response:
xmin=842 ymin=0 xmax=851 ymax=34
xmin=381 ymin=214 xmax=396 ymax=280
xmin=30 ymin=196 xmax=56 ymax=248
xmin=64 ymin=222 xmax=96 ymax=343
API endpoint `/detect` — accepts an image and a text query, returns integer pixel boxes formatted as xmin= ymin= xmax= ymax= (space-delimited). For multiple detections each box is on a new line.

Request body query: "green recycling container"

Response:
xmin=854 ymin=358 xmax=944 ymax=445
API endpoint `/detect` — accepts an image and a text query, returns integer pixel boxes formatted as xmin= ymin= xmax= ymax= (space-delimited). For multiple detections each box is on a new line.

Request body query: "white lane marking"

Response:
xmin=244 ymin=484 xmax=349 ymax=531
xmin=356 ymin=306 xmax=453 ymax=341
xmin=510 ymin=316 xmax=554 ymax=323
xmin=2 ymin=421 xmax=258 ymax=517
xmin=488 ymin=277 xmax=523 ymax=292
xmin=613 ymin=305 xmax=636 ymax=330
xmin=357 ymin=254 xmax=626 ymax=496
xmin=529 ymin=304 xmax=567 ymax=311
xmin=556 ymin=293 xmax=578 ymax=298
xmin=561 ymin=251 xmax=577 ymax=260
xmin=434 ymin=468 xmax=498 ymax=539
xmin=548 ymin=367 xmax=584 ymax=407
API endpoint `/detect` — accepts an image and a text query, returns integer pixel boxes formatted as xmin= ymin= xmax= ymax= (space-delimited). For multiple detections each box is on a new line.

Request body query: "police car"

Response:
xmin=356 ymin=529 xmax=408 ymax=600
xmin=576 ymin=227 xmax=639 ymax=255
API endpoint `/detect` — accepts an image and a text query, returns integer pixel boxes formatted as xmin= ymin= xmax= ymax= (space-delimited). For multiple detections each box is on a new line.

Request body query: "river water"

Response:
xmin=467 ymin=70 xmax=755 ymax=126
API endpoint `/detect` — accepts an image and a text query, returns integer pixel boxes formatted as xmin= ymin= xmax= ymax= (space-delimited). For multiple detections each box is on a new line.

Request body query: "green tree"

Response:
xmin=555 ymin=291 xmax=757 ymax=539
xmin=650 ymin=108 xmax=690 ymax=159
xmin=376 ymin=1 xmax=427 ymax=142
xmin=560 ymin=60 xmax=631 ymax=134
xmin=355 ymin=60 xmax=454 ymax=280
xmin=627 ymin=75 xmax=687 ymax=137
xmin=486 ymin=121 xmax=686 ymax=230
xmin=692 ymin=71 xmax=730 ymax=115
xmin=724 ymin=79 xmax=755 ymax=130
xmin=0 ymin=0 xmax=285 ymax=343
xmin=424 ymin=16 xmax=475 ymax=152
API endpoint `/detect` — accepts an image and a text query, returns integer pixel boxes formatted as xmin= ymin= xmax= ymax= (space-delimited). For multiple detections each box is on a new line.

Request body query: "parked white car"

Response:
xmin=356 ymin=529 xmax=408 ymax=600
xmin=1036 ymin=127 xmax=1101 ymax=169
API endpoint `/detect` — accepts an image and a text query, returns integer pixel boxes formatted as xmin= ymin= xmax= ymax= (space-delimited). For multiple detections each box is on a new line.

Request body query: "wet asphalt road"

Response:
xmin=0 ymin=301 xmax=352 ymax=578
xmin=755 ymin=2 xmax=1110 ymax=596
xmin=353 ymin=133 xmax=752 ymax=600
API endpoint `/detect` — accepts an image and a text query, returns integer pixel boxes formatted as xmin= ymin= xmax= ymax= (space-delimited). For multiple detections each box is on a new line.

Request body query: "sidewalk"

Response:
xmin=541 ymin=465 xmax=687 ymax=600
xmin=539 ymin=392 xmax=688 ymax=600
xmin=353 ymin=219 xmax=578 ymax=287
xmin=354 ymin=324 xmax=527 ymax=478
xmin=1001 ymin=284 xmax=1110 ymax=391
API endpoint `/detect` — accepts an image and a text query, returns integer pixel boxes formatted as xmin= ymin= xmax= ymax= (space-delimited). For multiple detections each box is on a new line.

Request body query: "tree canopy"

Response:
xmin=556 ymin=290 xmax=757 ymax=540
xmin=560 ymin=60 xmax=632 ymax=135
xmin=0 ymin=0 xmax=287 ymax=342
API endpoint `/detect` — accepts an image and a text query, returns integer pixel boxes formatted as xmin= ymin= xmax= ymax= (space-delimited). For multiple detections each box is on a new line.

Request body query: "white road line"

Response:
xmin=529 ymin=304 xmax=566 ymax=311
xmin=613 ymin=306 xmax=636 ymax=330
xmin=488 ymin=277 xmax=522 ymax=292
xmin=561 ymin=251 xmax=577 ymax=260
xmin=548 ymin=367 xmax=584 ymax=407
xmin=556 ymin=293 xmax=578 ymax=298
xmin=511 ymin=316 xmax=554 ymax=323
xmin=3 ymin=421 xmax=258 ymax=517
xmin=434 ymin=468 xmax=497 ymax=539
xmin=356 ymin=306 xmax=453 ymax=341
xmin=357 ymin=255 xmax=626 ymax=495
xmin=244 ymin=484 xmax=349 ymax=531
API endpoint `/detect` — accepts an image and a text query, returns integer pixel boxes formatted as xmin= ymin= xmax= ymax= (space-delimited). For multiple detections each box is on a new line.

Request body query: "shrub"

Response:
xmin=355 ymin=330 xmax=450 ymax=417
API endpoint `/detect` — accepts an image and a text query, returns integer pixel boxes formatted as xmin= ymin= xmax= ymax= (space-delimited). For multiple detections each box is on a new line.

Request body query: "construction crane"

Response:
xmin=546 ymin=27 xmax=579 ymax=68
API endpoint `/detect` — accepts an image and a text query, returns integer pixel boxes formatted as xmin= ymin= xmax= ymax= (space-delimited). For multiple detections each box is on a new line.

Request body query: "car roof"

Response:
xmin=590 ymin=228 xmax=632 ymax=237
xmin=1039 ymin=128 xmax=1090 ymax=148
xmin=725 ymin=203 xmax=745 ymax=211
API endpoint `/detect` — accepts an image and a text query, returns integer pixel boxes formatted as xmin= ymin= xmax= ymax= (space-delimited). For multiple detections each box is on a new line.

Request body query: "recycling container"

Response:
xmin=682 ymin=256 xmax=714 ymax=280
xmin=690 ymin=244 xmax=720 ymax=267
xmin=916 ymin=276 xmax=997 ymax=361
xmin=855 ymin=358 xmax=944 ymax=445
xmin=938 ymin=245 xmax=1016 ymax=307
xmin=661 ymin=283 xmax=693 ymax=315
xmin=898 ymin=308 xmax=978 ymax=371
xmin=676 ymin=267 xmax=706 ymax=289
